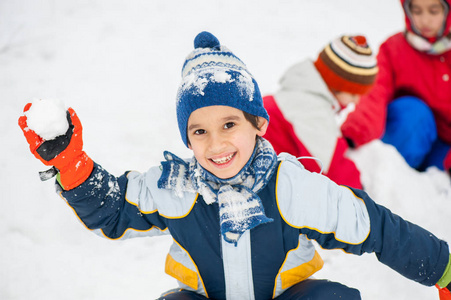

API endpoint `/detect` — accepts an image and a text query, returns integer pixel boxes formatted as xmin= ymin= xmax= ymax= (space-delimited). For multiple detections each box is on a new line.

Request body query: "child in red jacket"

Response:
xmin=341 ymin=0 xmax=451 ymax=174
xmin=263 ymin=35 xmax=378 ymax=189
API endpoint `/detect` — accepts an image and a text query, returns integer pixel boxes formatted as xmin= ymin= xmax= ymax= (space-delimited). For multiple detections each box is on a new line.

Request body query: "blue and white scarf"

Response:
xmin=158 ymin=137 xmax=278 ymax=245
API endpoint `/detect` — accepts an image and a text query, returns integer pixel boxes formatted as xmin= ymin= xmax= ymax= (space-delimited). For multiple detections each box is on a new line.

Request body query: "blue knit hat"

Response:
xmin=176 ymin=31 xmax=269 ymax=147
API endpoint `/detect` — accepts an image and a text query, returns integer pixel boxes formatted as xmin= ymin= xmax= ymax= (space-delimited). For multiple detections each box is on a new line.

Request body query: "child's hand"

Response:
xmin=18 ymin=103 xmax=93 ymax=190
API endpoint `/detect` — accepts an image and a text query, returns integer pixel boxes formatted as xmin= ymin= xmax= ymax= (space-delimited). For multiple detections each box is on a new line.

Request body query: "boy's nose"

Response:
xmin=208 ymin=133 xmax=226 ymax=153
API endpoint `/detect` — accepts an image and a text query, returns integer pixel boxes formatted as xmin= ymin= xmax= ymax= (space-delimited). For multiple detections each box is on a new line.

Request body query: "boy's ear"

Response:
xmin=257 ymin=117 xmax=268 ymax=137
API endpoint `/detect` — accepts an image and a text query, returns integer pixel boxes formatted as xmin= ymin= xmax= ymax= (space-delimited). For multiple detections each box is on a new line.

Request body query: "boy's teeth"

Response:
xmin=212 ymin=154 xmax=233 ymax=164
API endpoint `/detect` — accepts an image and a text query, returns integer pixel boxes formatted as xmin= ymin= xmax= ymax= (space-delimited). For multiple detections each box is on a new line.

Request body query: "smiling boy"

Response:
xmin=19 ymin=31 xmax=451 ymax=299
xmin=187 ymin=105 xmax=268 ymax=179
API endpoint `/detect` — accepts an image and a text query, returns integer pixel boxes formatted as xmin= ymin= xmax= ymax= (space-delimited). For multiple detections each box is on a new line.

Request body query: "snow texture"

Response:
xmin=2 ymin=1 xmax=450 ymax=299
xmin=179 ymin=67 xmax=255 ymax=102
xmin=25 ymin=98 xmax=68 ymax=140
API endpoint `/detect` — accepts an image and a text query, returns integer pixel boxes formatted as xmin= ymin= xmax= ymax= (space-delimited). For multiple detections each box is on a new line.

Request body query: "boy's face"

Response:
xmin=410 ymin=0 xmax=446 ymax=38
xmin=333 ymin=91 xmax=360 ymax=107
xmin=187 ymin=105 xmax=268 ymax=179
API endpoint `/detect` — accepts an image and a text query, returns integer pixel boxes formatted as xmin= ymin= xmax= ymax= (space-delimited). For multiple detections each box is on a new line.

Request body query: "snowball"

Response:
xmin=25 ymin=98 xmax=69 ymax=140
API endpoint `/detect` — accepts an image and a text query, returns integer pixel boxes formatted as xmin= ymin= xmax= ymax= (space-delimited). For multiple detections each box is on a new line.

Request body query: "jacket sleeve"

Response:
xmin=346 ymin=187 xmax=449 ymax=286
xmin=306 ymin=186 xmax=449 ymax=286
xmin=340 ymin=37 xmax=396 ymax=147
xmin=276 ymin=154 xmax=450 ymax=287
xmin=59 ymin=162 xmax=169 ymax=240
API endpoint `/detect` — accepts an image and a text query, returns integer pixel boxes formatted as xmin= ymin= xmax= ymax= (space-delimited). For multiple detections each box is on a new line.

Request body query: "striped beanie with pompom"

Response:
xmin=314 ymin=35 xmax=378 ymax=95
xmin=176 ymin=31 xmax=269 ymax=147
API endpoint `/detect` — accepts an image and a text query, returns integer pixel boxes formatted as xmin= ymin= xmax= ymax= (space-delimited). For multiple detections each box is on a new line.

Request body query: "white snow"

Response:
xmin=24 ymin=98 xmax=68 ymax=140
xmin=213 ymin=70 xmax=233 ymax=83
xmin=1 ymin=1 xmax=450 ymax=299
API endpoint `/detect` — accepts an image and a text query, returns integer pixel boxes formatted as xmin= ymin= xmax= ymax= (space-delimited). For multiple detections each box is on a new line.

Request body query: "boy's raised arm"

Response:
xmin=18 ymin=101 xmax=168 ymax=240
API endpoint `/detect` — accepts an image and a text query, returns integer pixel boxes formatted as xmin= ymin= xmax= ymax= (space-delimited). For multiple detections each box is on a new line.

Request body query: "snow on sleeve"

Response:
xmin=25 ymin=98 xmax=69 ymax=140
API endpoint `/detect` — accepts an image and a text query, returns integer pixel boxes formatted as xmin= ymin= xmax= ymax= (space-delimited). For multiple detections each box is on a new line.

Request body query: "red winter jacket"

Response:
xmin=264 ymin=60 xmax=363 ymax=189
xmin=264 ymin=96 xmax=362 ymax=189
xmin=341 ymin=0 xmax=451 ymax=170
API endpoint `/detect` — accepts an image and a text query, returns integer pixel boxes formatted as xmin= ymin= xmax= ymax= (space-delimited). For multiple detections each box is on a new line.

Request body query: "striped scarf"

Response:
xmin=405 ymin=31 xmax=451 ymax=55
xmin=158 ymin=137 xmax=277 ymax=245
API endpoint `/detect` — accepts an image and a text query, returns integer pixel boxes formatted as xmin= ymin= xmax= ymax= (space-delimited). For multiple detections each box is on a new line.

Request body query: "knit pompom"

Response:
xmin=351 ymin=35 xmax=368 ymax=47
xmin=194 ymin=31 xmax=220 ymax=50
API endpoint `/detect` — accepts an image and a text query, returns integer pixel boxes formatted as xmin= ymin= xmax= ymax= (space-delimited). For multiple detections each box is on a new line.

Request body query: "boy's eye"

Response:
xmin=224 ymin=122 xmax=235 ymax=129
xmin=194 ymin=129 xmax=206 ymax=135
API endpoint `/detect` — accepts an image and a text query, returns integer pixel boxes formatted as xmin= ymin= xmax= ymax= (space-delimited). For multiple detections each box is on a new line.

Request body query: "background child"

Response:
xmin=263 ymin=35 xmax=378 ymax=189
xmin=340 ymin=0 xmax=451 ymax=173
xmin=19 ymin=31 xmax=451 ymax=299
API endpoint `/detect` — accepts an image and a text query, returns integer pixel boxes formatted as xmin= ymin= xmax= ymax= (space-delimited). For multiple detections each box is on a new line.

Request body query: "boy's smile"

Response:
xmin=187 ymin=105 xmax=267 ymax=179
xmin=210 ymin=152 xmax=235 ymax=167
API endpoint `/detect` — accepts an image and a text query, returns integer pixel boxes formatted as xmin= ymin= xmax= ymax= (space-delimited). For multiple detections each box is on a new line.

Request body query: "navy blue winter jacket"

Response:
xmin=60 ymin=153 xmax=449 ymax=299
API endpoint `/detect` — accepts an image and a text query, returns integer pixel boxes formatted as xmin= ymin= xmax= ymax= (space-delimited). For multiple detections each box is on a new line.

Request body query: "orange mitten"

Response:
xmin=18 ymin=103 xmax=93 ymax=190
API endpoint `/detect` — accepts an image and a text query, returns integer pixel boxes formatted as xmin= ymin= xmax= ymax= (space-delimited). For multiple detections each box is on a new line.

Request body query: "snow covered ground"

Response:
xmin=1 ymin=0 xmax=450 ymax=299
